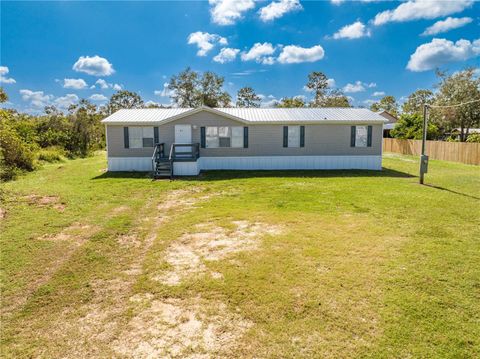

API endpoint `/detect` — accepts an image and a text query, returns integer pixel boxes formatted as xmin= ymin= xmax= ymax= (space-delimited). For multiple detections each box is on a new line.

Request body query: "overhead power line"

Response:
xmin=428 ymin=98 xmax=480 ymax=109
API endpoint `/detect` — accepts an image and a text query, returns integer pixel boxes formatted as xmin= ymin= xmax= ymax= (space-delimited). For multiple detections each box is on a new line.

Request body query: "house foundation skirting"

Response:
xmin=107 ymin=155 xmax=382 ymax=174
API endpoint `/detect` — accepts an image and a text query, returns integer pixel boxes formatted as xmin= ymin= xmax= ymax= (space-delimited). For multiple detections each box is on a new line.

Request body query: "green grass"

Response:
xmin=1 ymin=152 xmax=479 ymax=358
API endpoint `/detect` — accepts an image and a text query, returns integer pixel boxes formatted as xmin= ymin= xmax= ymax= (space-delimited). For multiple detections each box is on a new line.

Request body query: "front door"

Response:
xmin=174 ymin=125 xmax=192 ymax=156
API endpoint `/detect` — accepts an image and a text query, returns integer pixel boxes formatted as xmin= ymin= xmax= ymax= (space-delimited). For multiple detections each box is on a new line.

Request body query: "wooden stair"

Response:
xmin=153 ymin=158 xmax=172 ymax=179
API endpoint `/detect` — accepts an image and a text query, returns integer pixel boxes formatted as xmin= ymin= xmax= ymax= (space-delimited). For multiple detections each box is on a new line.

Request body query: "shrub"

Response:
xmin=0 ymin=118 xmax=36 ymax=180
xmin=466 ymin=133 xmax=480 ymax=143
xmin=37 ymin=147 xmax=66 ymax=163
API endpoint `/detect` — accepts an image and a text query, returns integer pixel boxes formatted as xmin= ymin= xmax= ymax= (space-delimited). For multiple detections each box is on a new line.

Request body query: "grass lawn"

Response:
xmin=1 ymin=152 xmax=479 ymax=358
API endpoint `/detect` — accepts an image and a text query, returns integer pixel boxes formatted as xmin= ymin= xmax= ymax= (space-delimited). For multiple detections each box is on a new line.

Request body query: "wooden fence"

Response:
xmin=383 ymin=138 xmax=480 ymax=165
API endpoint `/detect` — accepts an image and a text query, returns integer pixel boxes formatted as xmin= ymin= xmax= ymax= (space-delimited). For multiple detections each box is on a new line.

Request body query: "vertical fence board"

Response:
xmin=383 ymin=138 xmax=480 ymax=165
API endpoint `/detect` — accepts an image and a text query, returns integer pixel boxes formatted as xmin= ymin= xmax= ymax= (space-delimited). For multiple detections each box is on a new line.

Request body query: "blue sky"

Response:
xmin=1 ymin=0 xmax=479 ymax=112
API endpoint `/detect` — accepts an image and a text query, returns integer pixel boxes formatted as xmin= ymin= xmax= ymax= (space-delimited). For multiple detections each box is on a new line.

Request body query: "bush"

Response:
xmin=0 ymin=120 xmax=36 ymax=181
xmin=37 ymin=147 xmax=66 ymax=163
xmin=391 ymin=113 xmax=439 ymax=140
xmin=466 ymin=133 xmax=480 ymax=143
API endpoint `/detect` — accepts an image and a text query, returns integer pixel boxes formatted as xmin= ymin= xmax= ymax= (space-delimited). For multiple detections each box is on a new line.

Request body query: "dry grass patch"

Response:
xmin=113 ymin=295 xmax=252 ymax=358
xmin=155 ymin=220 xmax=282 ymax=286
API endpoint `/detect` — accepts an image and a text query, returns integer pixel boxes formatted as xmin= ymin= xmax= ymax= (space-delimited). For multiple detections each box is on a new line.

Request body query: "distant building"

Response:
xmin=377 ymin=110 xmax=398 ymax=138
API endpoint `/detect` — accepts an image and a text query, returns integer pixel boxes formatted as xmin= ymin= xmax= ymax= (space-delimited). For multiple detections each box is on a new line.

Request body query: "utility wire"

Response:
xmin=428 ymin=98 xmax=480 ymax=109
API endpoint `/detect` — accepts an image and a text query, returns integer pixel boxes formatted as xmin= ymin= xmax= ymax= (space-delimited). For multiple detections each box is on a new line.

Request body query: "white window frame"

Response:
xmin=288 ymin=126 xmax=301 ymax=148
xmin=355 ymin=126 xmax=368 ymax=148
xmin=129 ymin=126 xmax=154 ymax=149
xmin=205 ymin=126 xmax=243 ymax=148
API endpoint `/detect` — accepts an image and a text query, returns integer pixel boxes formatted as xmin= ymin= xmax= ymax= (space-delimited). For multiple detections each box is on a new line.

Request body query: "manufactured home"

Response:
xmin=101 ymin=107 xmax=387 ymax=177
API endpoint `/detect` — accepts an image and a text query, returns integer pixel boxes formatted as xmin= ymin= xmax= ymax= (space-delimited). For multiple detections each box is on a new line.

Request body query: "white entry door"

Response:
xmin=174 ymin=125 xmax=192 ymax=155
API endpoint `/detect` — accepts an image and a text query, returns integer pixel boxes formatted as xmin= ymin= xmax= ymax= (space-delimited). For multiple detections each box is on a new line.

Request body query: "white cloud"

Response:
xmin=63 ymin=78 xmax=88 ymax=89
xmin=213 ymin=47 xmax=240 ymax=63
xmin=407 ymin=38 xmax=480 ymax=72
xmin=261 ymin=95 xmax=279 ymax=107
xmin=241 ymin=42 xmax=277 ymax=64
xmin=330 ymin=0 xmax=344 ymax=4
xmin=54 ymin=94 xmax=79 ymax=110
xmin=89 ymin=94 xmax=108 ymax=102
xmin=333 ymin=21 xmax=370 ymax=39
xmin=421 ymin=17 xmax=473 ymax=36
xmin=259 ymin=0 xmax=302 ymax=22
xmin=373 ymin=0 xmax=474 ymax=26
xmin=373 ymin=91 xmax=385 ymax=97
xmin=277 ymin=44 xmax=325 ymax=64
xmin=154 ymin=83 xmax=174 ymax=98
xmin=95 ymin=79 xmax=109 ymax=89
xmin=363 ymin=99 xmax=376 ymax=105
xmin=0 ymin=66 xmax=16 ymax=84
xmin=94 ymin=79 xmax=122 ymax=91
xmin=19 ymin=89 xmax=53 ymax=108
xmin=209 ymin=0 xmax=255 ymax=25
xmin=367 ymin=82 xmax=376 ymax=88
xmin=73 ymin=55 xmax=115 ymax=76
xmin=343 ymin=81 xmax=366 ymax=93
xmin=187 ymin=31 xmax=228 ymax=56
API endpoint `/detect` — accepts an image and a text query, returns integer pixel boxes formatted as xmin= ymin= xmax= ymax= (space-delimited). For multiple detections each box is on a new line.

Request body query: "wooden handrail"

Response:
xmin=151 ymin=143 xmax=165 ymax=174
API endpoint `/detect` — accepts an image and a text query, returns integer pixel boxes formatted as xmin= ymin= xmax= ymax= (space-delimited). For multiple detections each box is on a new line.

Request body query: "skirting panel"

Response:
xmin=108 ymin=157 xmax=152 ymax=171
xmin=107 ymin=156 xmax=382 ymax=173
xmin=173 ymin=161 xmax=201 ymax=176
xmin=199 ymin=156 xmax=382 ymax=171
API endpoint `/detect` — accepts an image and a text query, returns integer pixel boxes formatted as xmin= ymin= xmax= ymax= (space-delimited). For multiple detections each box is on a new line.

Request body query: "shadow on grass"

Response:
xmin=424 ymin=184 xmax=480 ymax=201
xmin=91 ymin=167 xmax=415 ymax=181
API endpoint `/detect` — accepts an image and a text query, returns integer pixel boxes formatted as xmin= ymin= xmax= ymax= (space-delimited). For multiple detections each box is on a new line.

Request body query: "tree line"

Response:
xmin=1 ymin=67 xmax=479 ymax=180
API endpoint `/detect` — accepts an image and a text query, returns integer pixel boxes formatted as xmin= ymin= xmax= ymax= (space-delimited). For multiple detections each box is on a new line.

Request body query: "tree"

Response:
xmin=402 ymin=89 xmax=434 ymax=115
xmin=306 ymin=71 xmax=329 ymax=104
xmin=432 ymin=68 xmax=480 ymax=141
xmin=168 ymin=68 xmax=231 ymax=107
xmin=199 ymin=71 xmax=231 ymax=107
xmin=0 ymin=87 xmax=8 ymax=103
xmin=68 ymin=99 xmax=105 ymax=156
xmin=236 ymin=87 xmax=261 ymax=108
xmin=370 ymin=95 xmax=399 ymax=116
xmin=305 ymin=72 xmax=351 ymax=107
xmin=390 ymin=113 xmax=439 ymax=140
xmin=317 ymin=89 xmax=351 ymax=108
xmin=276 ymin=97 xmax=306 ymax=108
xmin=168 ymin=67 xmax=200 ymax=107
xmin=108 ymin=90 xmax=144 ymax=114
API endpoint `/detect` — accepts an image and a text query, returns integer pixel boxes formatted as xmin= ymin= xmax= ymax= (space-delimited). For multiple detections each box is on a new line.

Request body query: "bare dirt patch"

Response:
xmin=155 ymin=220 xmax=282 ymax=286
xmin=40 ymin=223 xmax=96 ymax=244
xmin=111 ymin=205 xmax=130 ymax=214
xmin=113 ymin=296 xmax=252 ymax=358
xmin=24 ymin=194 xmax=66 ymax=212
xmin=0 ymin=207 xmax=5 ymax=220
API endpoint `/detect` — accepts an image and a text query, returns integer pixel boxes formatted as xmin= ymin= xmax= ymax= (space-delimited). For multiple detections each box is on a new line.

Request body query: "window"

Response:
xmin=288 ymin=126 xmax=300 ymax=148
xmin=205 ymin=126 xmax=243 ymax=148
xmin=129 ymin=126 xmax=154 ymax=148
xmin=355 ymin=126 xmax=368 ymax=147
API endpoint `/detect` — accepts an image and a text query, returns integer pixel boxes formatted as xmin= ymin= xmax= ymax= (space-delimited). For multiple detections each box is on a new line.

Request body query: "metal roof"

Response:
xmin=101 ymin=107 xmax=387 ymax=124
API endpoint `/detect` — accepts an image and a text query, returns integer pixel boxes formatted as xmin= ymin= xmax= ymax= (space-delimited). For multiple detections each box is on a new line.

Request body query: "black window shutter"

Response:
xmin=243 ymin=127 xmax=248 ymax=148
xmin=200 ymin=127 xmax=206 ymax=148
xmin=283 ymin=126 xmax=288 ymax=147
xmin=124 ymin=127 xmax=129 ymax=148
xmin=367 ymin=126 xmax=372 ymax=147
xmin=300 ymin=126 xmax=305 ymax=147
xmin=154 ymin=127 xmax=159 ymax=145
xmin=350 ymin=126 xmax=356 ymax=147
